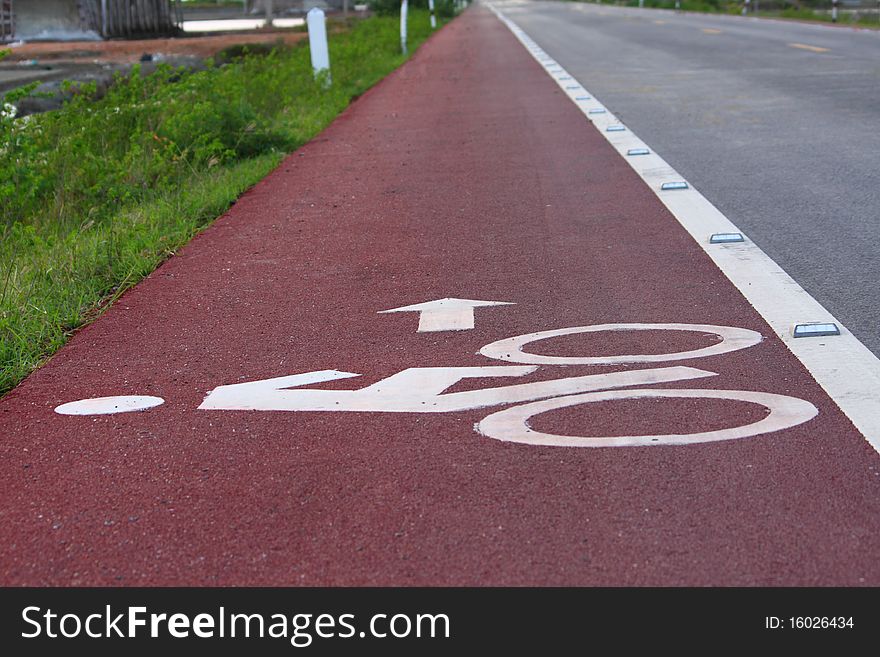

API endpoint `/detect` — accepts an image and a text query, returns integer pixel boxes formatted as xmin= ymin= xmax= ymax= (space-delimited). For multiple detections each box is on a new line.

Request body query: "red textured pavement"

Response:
xmin=2 ymin=8 xmax=879 ymax=586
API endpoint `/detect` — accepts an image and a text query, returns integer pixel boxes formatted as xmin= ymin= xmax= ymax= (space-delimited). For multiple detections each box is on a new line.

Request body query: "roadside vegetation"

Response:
xmin=575 ymin=0 xmax=880 ymax=28
xmin=0 ymin=10 xmax=446 ymax=395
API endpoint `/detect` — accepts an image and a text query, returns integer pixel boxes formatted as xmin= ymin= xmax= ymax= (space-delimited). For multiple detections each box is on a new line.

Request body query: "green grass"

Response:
xmin=0 ymin=11 xmax=446 ymax=395
xmin=620 ymin=0 xmax=728 ymax=12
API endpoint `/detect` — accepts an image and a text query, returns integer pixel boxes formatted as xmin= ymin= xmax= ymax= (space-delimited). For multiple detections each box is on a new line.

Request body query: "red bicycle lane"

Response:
xmin=1 ymin=7 xmax=879 ymax=585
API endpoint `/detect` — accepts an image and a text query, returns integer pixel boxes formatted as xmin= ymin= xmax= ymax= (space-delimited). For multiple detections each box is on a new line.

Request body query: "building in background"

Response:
xmin=245 ymin=1 xmax=345 ymax=15
xmin=1 ymin=0 xmax=179 ymax=43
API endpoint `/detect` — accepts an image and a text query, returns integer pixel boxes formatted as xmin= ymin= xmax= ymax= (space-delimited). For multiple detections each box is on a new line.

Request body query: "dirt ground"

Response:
xmin=3 ymin=29 xmax=309 ymax=65
xmin=0 ymin=27 xmax=315 ymax=107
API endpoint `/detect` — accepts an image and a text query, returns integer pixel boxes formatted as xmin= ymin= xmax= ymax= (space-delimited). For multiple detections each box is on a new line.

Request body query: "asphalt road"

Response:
xmin=496 ymin=0 xmax=880 ymax=354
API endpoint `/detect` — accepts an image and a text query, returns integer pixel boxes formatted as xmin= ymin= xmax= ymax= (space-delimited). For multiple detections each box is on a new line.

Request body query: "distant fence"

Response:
xmin=81 ymin=0 xmax=179 ymax=38
xmin=722 ymin=0 xmax=880 ymax=17
xmin=612 ymin=0 xmax=880 ymax=21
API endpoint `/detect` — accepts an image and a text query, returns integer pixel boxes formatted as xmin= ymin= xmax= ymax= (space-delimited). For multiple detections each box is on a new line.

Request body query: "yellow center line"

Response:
xmin=788 ymin=42 xmax=830 ymax=53
xmin=653 ymin=20 xmax=667 ymax=25
xmin=702 ymin=28 xmax=722 ymax=34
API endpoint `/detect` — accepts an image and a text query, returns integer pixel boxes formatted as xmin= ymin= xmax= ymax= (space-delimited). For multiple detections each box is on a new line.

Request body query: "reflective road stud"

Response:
xmin=661 ymin=181 xmax=689 ymax=191
xmin=709 ymin=233 xmax=745 ymax=244
xmin=793 ymin=323 xmax=841 ymax=338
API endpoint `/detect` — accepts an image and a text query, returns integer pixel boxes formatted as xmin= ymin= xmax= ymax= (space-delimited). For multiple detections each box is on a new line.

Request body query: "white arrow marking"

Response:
xmin=197 ymin=366 xmax=716 ymax=413
xmin=378 ymin=298 xmax=515 ymax=332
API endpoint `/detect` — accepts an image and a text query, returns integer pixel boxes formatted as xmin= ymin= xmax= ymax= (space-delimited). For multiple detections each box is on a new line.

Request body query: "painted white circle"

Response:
xmin=479 ymin=323 xmax=762 ymax=365
xmin=477 ymin=388 xmax=818 ymax=447
xmin=54 ymin=395 xmax=165 ymax=416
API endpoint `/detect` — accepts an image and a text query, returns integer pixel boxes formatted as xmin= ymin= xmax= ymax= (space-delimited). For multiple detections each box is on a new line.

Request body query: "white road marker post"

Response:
xmin=639 ymin=0 xmax=644 ymax=8
xmin=742 ymin=0 xmax=749 ymax=15
xmin=831 ymin=0 xmax=839 ymax=22
xmin=400 ymin=0 xmax=409 ymax=55
xmin=429 ymin=0 xmax=437 ymax=29
xmin=264 ymin=0 xmax=274 ymax=28
xmin=307 ymin=8 xmax=331 ymax=87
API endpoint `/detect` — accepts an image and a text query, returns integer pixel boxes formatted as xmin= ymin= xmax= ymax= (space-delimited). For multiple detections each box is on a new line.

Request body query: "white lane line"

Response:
xmin=488 ymin=4 xmax=880 ymax=455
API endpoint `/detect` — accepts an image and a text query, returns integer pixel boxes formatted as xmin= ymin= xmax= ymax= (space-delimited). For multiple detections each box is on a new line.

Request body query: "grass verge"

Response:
xmin=0 ymin=11 xmax=445 ymax=395
xmin=571 ymin=1 xmax=880 ymax=28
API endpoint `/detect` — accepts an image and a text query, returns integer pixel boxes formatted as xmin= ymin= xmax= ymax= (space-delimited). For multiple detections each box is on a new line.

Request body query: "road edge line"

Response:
xmin=488 ymin=2 xmax=880 ymax=456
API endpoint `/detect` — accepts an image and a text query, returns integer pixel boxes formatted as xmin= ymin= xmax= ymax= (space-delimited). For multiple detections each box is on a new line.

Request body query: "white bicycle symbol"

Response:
xmin=192 ymin=322 xmax=818 ymax=448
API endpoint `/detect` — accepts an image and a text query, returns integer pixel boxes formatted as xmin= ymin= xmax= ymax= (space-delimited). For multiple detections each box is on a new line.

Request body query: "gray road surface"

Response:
xmin=495 ymin=1 xmax=880 ymax=354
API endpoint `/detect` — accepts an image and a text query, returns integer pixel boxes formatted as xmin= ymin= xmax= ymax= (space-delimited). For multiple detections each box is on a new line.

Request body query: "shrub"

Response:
xmin=370 ymin=0 xmax=457 ymax=18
